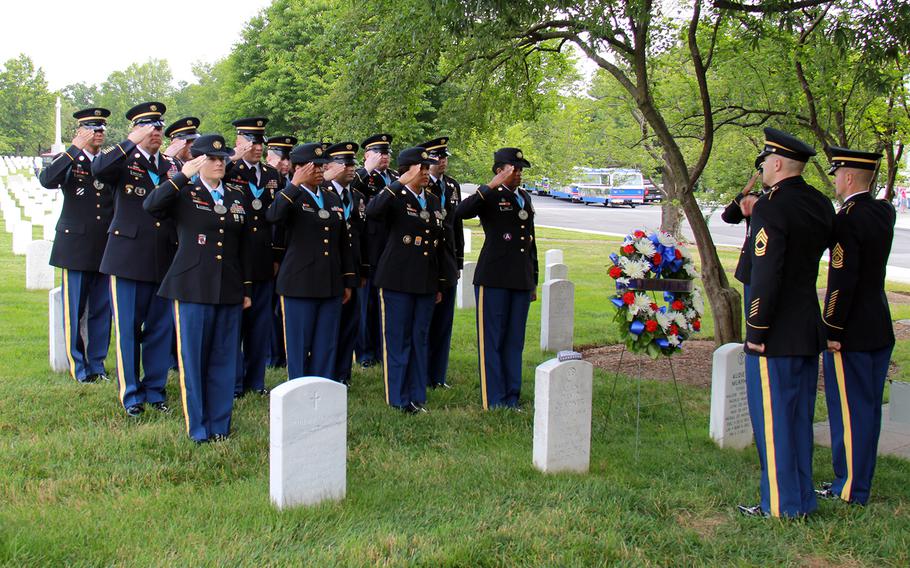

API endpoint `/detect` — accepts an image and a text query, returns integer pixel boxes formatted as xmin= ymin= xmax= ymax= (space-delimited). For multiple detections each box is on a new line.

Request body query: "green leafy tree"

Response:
xmin=0 ymin=54 xmax=54 ymax=154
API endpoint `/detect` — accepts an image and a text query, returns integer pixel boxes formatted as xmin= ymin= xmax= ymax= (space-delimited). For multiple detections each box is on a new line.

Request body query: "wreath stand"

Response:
xmin=604 ymin=278 xmax=693 ymax=459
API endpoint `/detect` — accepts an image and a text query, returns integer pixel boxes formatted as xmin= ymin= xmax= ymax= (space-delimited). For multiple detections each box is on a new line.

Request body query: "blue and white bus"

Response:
xmin=560 ymin=167 xmax=646 ymax=207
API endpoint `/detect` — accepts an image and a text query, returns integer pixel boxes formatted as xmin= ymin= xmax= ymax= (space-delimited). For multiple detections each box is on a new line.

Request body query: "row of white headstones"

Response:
xmin=1 ymin=160 xmax=788 ymax=510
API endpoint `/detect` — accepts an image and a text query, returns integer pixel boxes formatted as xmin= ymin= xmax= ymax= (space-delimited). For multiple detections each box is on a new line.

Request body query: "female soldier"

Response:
xmin=266 ymin=143 xmax=356 ymax=381
xmin=367 ymin=147 xmax=446 ymax=413
xmin=143 ymin=134 xmax=251 ymax=443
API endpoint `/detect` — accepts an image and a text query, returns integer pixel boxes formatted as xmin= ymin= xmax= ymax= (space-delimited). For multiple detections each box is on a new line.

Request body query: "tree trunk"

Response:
xmin=673 ymin=172 xmax=743 ymax=345
xmin=659 ymin=177 xmax=682 ymax=236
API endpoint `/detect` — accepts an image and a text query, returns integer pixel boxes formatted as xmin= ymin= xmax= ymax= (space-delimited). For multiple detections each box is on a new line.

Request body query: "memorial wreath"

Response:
xmin=608 ymin=229 xmax=704 ymax=358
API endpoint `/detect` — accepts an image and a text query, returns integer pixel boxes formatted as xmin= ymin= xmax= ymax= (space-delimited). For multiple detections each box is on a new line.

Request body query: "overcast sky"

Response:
xmin=1 ymin=0 xmax=273 ymax=90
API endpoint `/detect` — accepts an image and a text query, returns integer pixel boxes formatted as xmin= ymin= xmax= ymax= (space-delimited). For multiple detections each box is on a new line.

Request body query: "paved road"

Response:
xmin=462 ymin=185 xmax=910 ymax=273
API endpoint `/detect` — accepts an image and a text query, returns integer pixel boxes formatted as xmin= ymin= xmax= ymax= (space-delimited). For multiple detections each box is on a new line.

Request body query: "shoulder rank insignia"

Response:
xmin=831 ymin=243 xmax=845 ymax=269
xmin=754 ymin=227 xmax=768 ymax=257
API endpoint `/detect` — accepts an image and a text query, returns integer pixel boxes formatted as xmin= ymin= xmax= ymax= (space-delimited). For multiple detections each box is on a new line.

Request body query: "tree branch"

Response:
xmin=714 ymin=0 xmax=832 ymax=13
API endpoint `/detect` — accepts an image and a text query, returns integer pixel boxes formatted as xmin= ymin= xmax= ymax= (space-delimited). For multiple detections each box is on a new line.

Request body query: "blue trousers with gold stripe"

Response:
xmin=745 ymin=354 xmax=818 ymax=517
xmin=335 ymin=287 xmax=360 ymax=383
xmin=281 ymin=295 xmax=342 ymax=381
xmin=428 ymin=285 xmax=456 ymax=387
xmin=379 ymin=289 xmax=435 ymax=408
xmin=173 ymin=300 xmax=241 ymax=442
xmin=235 ymin=280 xmax=273 ymax=395
xmin=475 ymin=286 xmax=531 ymax=410
xmin=823 ymin=346 xmax=893 ymax=505
xmin=61 ymin=269 xmax=111 ymax=382
xmin=110 ymin=276 xmax=174 ymax=409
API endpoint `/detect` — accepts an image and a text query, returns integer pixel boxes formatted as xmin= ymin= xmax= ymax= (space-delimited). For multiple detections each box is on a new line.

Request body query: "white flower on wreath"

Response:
xmin=692 ymin=288 xmax=705 ymax=314
xmin=685 ymin=308 xmax=697 ymax=320
xmin=657 ymin=231 xmax=676 ymax=247
xmin=668 ymin=334 xmax=681 ymax=347
xmin=683 ymin=261 xmax=699 ymax=278
xmin=670 ymin=311 xmax=688 ymax=328
xmin=655 ymin=311 xmax=672 ymax=331
xmin=678 ymin=244 xmax=692 ymax=259
xmin=631 ymin=293 xmax=653 ymax=316
xmin=616 ymin=277 xmax=630 ymax=288
xmin=634 ymin=238 xmax=656 ymax=257
xmin=619 ymin=256 xmax=647 ymax=279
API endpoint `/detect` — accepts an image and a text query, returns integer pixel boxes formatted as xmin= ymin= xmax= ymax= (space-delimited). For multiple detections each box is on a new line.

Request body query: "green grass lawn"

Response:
xmin=1 ymin=219 xmax=909 ymax=566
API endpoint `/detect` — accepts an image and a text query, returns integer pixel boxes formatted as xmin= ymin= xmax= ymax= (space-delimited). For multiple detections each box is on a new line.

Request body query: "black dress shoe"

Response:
xmin=125 ymin=404 xmax=144 ymax=417
xmin=408 ymin=402 xmax=428 ymax=414
xmin=430 ymin=382 xmax=451 ymax=389
xmin=737 ymin=504 xmax=769 ymax=518
xmin=233 ymin=392 xmax=244 ymax=400
xmin=815 ymin=488 xmax=838 ymax=500
xmin=151 ymin=402 xmax=170 ymax=413
xmin=211 ymin=433 xmax=229 ymax=442
xmin=255 ymin=388 xmax=269 ymax=396
xmin=360 ymin=360 xmax=376 ymax=369
xmin=821 ymin=482 xmax=833 ymax=491
xmin=80 ymin=375 xmax=99 ymax=384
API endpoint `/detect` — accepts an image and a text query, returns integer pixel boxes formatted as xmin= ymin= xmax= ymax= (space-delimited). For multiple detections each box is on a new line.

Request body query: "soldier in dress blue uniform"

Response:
xmin=419 ymin=136 xmax=464 ymax=389
xmin=38 ymin=107 xmax=113 ymax=383
xmin=264 ymin=135 xmax=297 ymax=369
xmin=322 ymin=141 xmax=369 ymax=386
xmin=224 ymin=118 xmax=283 ymax=397
xmin=92 ymin=102 xmax=179 ymax=417
xmin=143 ymin=134 xmax=252 ymax=443
xmin=454 ymin=148 xmax=538 ymax=410
xmin=266 ymin=143 xmax=356 ymax=380
xmin=162 ymin=117 xmax=200 ymax=167
xmin=738 ymin=128 xmax=835 ymax=518
xmin=816 ymin=147 xmax=895 ymax=505
xmin=721 ymin=165 xmax=765 ymax=317
xmin=367 ymin=147 xmax=446 ymax=413
xmin=352 ymin=133 xmax=399 ymax=368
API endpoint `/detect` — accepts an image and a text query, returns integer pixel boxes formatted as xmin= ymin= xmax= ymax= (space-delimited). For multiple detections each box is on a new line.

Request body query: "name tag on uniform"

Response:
xmin=498 ymin=199 xmax=513 ymax=211
xmin=406 ymin=204 xmax=419 ymax=217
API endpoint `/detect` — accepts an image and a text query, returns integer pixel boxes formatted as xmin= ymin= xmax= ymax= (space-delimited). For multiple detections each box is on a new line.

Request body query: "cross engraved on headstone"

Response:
xmin=311 ymin=391 xmax=320 ymax=410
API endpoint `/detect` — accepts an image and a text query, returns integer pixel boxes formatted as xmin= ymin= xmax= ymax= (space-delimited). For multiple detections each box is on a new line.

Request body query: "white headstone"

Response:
xmin=545 ymin=262 xmax=568 ymax=282
xmin=463 ymin=227 xmax=472 ymax=253
xmin=12 ymin=221 xmax=32 ymax=255
xmin=890 ymin=380 xmax=910 ymax=424
xmin=533 ymin=358 xmax=594 ymax=473
xmin=42 ymin=221 xmax=55 ymax=241
xmin=545 ymin=249 xmax=563 ymax=265
xmin=270 ymin=377 xmax=347 ymax=509
xmin=26 ymin=240 xmax=54 ymax=290
xmin=709 ymin=343 xmax=753 ymax=449
xmin=49 ymin=287 xmax=68 ymax=373
xmin=540 ymin=279 xmax=574 ymax=352
xmin=456 ymin=261 xmax=477 ymax=309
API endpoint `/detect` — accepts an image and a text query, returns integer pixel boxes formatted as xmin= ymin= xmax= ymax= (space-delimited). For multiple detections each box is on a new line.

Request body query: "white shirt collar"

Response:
xmin=429 ymin=174 xmax=439 ymax=183
xmin=844 ymin=190 xmax=869 ymax=204
xmin=200 ymin=177 xmax=223 ymax=198
xmin=331 ymin=180 xmax=347 ymax=193
xmin=83 ymin=149 xmax=98 ymax=160
xmin=405 ymin=185 xmax=423 ymax=200
xmin=243 ymin=159 xmax=259 ymax=170
xmin=136 ymin=145 xmax=158 ymax=163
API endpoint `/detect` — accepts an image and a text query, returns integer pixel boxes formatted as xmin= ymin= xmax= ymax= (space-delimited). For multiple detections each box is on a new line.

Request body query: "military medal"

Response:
xmin=214 ymin=204 xmax=228 ymax=214
xmin=518 ymin=210 xmax=529 ymax=220
xmin=441 ymin=210 xmax=447 ymax=220
xmin=93 ymin=180 xmax=104 ymax=190
xmin=419 ymin=211 xmax=430 ymax=220
xmin=318 ymin=209 xmax=330 ymax=219
xmin=135 ymin=187 xmax=146 ymax=197
xmin=252 ymin=198 xmax=262 ymax=210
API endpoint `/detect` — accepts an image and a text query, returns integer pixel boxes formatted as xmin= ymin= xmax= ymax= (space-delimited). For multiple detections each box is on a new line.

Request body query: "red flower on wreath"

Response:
xmin=675 ymin=249 xmax=683 ymax=260
xmin=609 ymin=266 xmax=622 ymax=279
xmin=669 ymin=324 xmax=679 ymax=335
xmin=671 ymin=300 xmax=685 ymax=311
xmin=645 ymin=320 xmax=658 ymax=332
xmin=622 ymin=244 xmax=635 ymax=254
xmin=693 ymin=319 xmax=701 ymax=331
xmin=622 ymin=291 xmax=635 ymax=305
xmin=649 ymin=303 xmax=659 ymax=311
xmin=652 ymin=252 xmax=663 ymax=265
xmin=634 ymin=230 xmax=645 ymax=238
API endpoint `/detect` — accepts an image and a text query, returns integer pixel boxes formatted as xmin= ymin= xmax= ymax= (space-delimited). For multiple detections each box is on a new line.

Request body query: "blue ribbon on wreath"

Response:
xmin=630 ymin=320 xmax=645 ymax=335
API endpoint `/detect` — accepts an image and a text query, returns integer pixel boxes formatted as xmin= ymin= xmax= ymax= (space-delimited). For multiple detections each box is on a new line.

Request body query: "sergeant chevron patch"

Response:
xmin=754 ymin=228 xmax=768 ymax=257
xmin=831 ymin=243 xmax=845 ymax=269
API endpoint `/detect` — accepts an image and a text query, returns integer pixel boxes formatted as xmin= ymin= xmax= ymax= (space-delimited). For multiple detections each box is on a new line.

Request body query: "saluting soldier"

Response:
xmin=143 ymin=134 xmax=251 ymax=443
xmin=264 ymin=135 xmax=297 ymax=369
xmin=224 ymin=117 xmax=283 ymax=397
xmin=38 ymin=107 xmax=113 ymax=383
xmin=266 ymin=143 xmax=356 ymax=380
xmin=351 ymin=133 xmax=398 ymax=368
xmin=816 ymin=147 xmax=895 ymax=505
xmin=738 ymin=128 xmax=835 ymax=518
xmin=323 ymin=141 xmax=369 ymax=386
xmin=720 ymin=164 xmax=764 ymax=315
xmin=419 ymin=136 xmax=464 ymax=389
xmin=454 ymin=148 xmax=538 ymax=410
xmin=162 ymin=117 xmax=200 ymax=167
xmin=92 ymin=102 xmax=178 ymax=417
xmin=366 ymin=147 xmax=446 ymax=413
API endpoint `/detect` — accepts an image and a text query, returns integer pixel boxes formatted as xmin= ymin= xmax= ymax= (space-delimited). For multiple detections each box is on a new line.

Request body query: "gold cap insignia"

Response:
xmin=94 ymin=110 xmax=101 ymax=116
xmin=381 ymin=135 xmax=387 ymax=141
xmin=442 ymin=138 xmax=447 ymax=144
xmin=315 ymin=148 xmax=323 ymax=156
xmin=346 ymin=144 xmax=352 ymax=150
xmin=187 ymin=120 xmax=193 ymax=125
xmin=421 ymin=152 xmax=428 ymax=159
xmin=150 ymin=104 xmax=158 ymax=111
xmin=516 ymin=151 xmax=523 ymax=158
xmin=754 ymin=227 xmax=768 ymax=257
xmin=257 ymin=120 xmax=263 ymax=126
xmin=213 ymin=140 xmax=223 ymax=149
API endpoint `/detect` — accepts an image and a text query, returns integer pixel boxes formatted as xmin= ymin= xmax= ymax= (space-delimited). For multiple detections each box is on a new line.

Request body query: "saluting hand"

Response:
xmin=323 ymin=162 xmax=343 ymax=182
xmin=488 ymin=164 xmax=514 ymax=188
xmin=742 ymin=170 xmax=760 ymax=196
xmin=232 ymin=137 xmax=252 ymax=160
xmin=740 ymin=194 xmax=758 ymax=217
xmin=127 ymin=124 xmax=155 ymax=145
xmin=364 ymin=151 xmax=382 ymax=173
xmin=398 ymin=164 xmax=423 ymax=187
xmin=163 ymin=138 xmax=186 ymax=158
xmin=180 ymin=155 xmax=206 ymax=178
xmin=291 ymin=162 xmax=315 ymax=187
xmin=72 ymin=127 xmax=95 ymax=150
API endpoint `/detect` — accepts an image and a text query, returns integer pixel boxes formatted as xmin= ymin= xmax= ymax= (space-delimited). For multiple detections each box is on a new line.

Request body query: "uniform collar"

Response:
xmin=242 ymin=159 xmax=260 ymax=170
xmin=200 ymin=177 xmax=223 ymax=195
xmin=136 ymin=145 xmax=158 ymax=164
xmin=843 ymin=190 xmax=869 ymax=204
xmin=83 ymin=148 xmax=98 ymax=161
xmin=331 ymin=180 xmax=348 ymax=193
xmin=404 ymin=184 xmax=423 ymax=200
